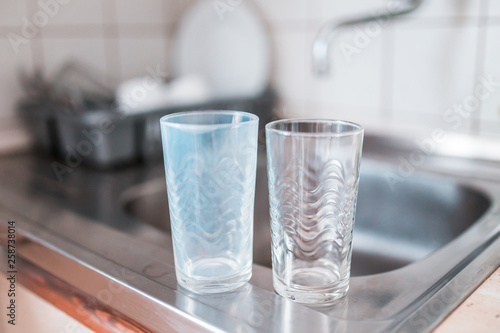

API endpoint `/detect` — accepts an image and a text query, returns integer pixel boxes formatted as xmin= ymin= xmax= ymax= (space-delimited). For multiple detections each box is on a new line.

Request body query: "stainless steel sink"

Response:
xmin=123 ymin=160 xmax=490 ymax=277
xmin=1 ymin=133 xmax=499 ymax=333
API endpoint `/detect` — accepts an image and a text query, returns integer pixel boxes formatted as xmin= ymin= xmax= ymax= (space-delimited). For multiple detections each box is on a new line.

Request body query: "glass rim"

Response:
xmin=265 ymin=118 xmax=364 ymax=137
xmin=160 ymin=110 xmax=259 ymax=130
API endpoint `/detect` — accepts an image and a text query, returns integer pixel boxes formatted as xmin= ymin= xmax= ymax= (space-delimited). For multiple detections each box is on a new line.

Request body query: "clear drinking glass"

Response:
xmin=160 ymin=111 xmax=259 ymax=294
xmin=265 ymin=119 xmax=364 ymax=304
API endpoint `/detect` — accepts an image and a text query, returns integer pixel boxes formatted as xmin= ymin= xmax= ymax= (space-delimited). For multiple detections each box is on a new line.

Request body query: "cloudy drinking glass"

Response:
xmin=266 ymin=119 xmax=364 ymax=304
xmin=160 ymin=111 xmax=259 ymax=294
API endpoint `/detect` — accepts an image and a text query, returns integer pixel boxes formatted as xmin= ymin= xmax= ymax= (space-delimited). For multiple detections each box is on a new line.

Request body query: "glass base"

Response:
xmin=273 ymin=271 xmax=349 ymax=305
xmin=176 ymin=260 xmax=252 ymax=294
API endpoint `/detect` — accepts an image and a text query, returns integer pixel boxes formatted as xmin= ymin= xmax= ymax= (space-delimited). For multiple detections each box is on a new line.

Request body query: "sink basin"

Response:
xmin=117 ymin=137 xmax=499 ymax=331
xmin=123 ymin=159 xmax=490 ymax=277
xmin=4 ymin=133 xmax=499 ymax=333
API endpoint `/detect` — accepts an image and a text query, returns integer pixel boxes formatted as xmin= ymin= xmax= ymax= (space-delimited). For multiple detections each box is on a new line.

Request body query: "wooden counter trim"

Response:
xmin=16 ymin=258 xmax=155 ymax=333
xmin=434 ymin=266 xmax=500 ymax=333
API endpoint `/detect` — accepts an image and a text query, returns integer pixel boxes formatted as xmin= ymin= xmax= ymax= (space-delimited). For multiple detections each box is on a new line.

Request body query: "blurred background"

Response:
xmin=0 ymin=0 xmax=499 ymax=153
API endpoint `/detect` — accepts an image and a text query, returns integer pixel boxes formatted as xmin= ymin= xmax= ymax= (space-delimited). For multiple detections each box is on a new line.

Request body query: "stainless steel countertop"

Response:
xmin=0 ymin=133 xmax=499 ymax=332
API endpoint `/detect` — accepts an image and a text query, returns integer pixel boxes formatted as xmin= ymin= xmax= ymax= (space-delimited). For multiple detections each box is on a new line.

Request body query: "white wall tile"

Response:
xmin=117 ymin=24 xmax=166 ymax=38
xmin=41 ymin=24 xmax=103 ymax=38
xmin=271 ymin=31 xmax=309 ymax=103
xmin=312 ymin=0 xmax=389 ymax=21
xmin=117 ymin=38 xmax=168 ymax=81
xmin=300 ymin=0 xmax=481 ymax=23
xmin=252 ymin=0 xmax=310 ymax=21
xmin=0 ymin=37 xmax=33 ymax=118
xmin=277 ymin=100 xmax=380 ymax=130
xmin=36 ymin=0 xmax=103 ymax=25
xmin=0 ymin=0 xmax=497 ymax=143
xmin=478 ymin=26 xmax=500 ymax=135
xmin=320 ymin=103 xmax=381 ymax=128
xmin=488 ymin=0 xmax=500 ymax=16
xmin=391 ymin=110 xmax=436 ymax=127
xmin=392 ymin=110 xmax=472 ymax=135
xmin=407 ymin=0 xmax=481 ymax=18
xmin=42 ymin=38 xmax=107 ymax=80
xmin=271 ymin=25 xmax=383 ymax=118
xmin=0 ymin=0 xmax=27 ymax=27
xmin=275 ymin=98 xmax=308 ymax=118
xmin=167 ymin=0 xmax=190 ymax=23
xmin=115 ymin=0 xmax=166 ymax=24
xmin=479 ymin=119 xmax=500 ymax=136
xmin=391 ymin=25 xmax=478 ymax=133
xmin=307 ymin=25 xmax=383 ymax=118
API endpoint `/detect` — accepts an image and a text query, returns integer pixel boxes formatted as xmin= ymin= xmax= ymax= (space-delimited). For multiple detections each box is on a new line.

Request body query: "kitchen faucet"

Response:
xmin=312 ymin=0 xmax=423 ymax=76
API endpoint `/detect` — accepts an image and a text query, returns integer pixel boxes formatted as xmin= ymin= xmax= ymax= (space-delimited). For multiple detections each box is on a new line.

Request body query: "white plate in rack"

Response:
xmin=171 ymin=0 xmax=271 ymax=100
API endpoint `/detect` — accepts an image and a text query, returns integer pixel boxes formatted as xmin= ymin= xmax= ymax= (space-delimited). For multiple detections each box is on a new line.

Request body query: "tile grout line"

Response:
xmin=38 ymin=23 xmax=168 ymax=39
xmin=470 ymin=0 xmax=490 ymax=135
xmin=379 ymin=26 xmax=395 ymax=124
xmin=101 ymin=0 xmax=121 ymax=86
xmin=24 ymin=1 xmax=45 ymax=70
xmin=259 ymin=16 xmax=487 ymax=33
xmin=305 ymin=1 xmax=314 ymax=116
xmin=162 ymin=0 xmax=173 ymax=74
